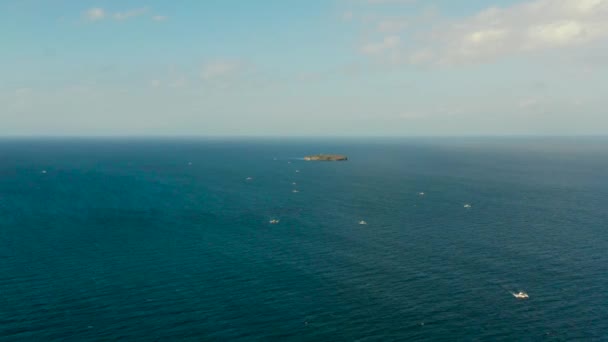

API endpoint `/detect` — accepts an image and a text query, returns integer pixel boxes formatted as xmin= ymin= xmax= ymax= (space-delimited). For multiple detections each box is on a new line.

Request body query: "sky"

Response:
xmin=1 ymin=0 xmax=607 ymax=136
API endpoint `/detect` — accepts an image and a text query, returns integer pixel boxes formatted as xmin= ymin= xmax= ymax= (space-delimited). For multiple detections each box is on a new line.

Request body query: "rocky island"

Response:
xmin=304 ymin=154 xmax=348 ymax=161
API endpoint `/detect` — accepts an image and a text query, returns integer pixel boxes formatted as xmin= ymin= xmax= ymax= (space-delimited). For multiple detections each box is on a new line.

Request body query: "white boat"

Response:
xmin=359 ymin=220 xmax=368 ymax=225
xmin=295 ymin=170 xmax=300 ymax=173
xmin=464 ymin=204 xmax=472 ymax=208
xmin=246 ymin=177 xmax=253 ymax=181
xmin=292 ymin=189 xmax=299 ymax=193
xmin=269 ymin=219 xmax=280 ymax=224
xmin=418 ymin=192 xmax=425 ymax=196
xmin=513 ymin=291 xmax=529 ymax=299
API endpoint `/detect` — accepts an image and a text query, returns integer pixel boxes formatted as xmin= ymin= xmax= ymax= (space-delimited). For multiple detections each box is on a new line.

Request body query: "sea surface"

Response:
xmin=0 ymin=137 xmax=607 ymax=341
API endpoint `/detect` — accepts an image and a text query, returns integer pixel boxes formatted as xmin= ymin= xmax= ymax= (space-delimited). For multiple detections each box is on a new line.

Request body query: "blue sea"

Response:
xmin=0 ymin=137 xmax=607 ymax=341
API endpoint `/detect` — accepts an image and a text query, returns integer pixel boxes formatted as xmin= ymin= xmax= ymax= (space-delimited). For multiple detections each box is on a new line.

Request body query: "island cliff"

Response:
xmin=304 ymin=154 xmax=348 ymax=161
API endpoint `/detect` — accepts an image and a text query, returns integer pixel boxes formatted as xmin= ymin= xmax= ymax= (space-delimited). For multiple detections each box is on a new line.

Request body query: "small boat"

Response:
xmin=269 ymin=219 xmax=280 ymax=224
xmin=41 ymin=170 xmax=47 ymax=174
xmin=292 ymin=182 xmax=297 ymax=185
xmin=292 ymin=189 xmax=299 ymax=193
xmin=464 ymin=204 xmax=472 ymax=208
xmin=418 ymin=192 xmax=425 ymax=196
xmin=246 ymin=177 xmax=253 ymax=181
xmin=295 ymin=170 xmax=300 ymax=173
xmin=513 ymin=291 xmax=529 ymax=299
xmin=359 ymin=220 xmax=368 ymax=225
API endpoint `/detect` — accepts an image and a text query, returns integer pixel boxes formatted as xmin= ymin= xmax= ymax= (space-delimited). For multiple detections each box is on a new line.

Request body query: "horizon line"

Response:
xmin=1 ymin=134 xmax=607 ymax=140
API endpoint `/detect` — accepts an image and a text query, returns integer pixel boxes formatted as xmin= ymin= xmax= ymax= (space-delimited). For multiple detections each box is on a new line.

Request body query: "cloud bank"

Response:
xmin=83 ymin=7 xmax=164 ymax=23
xmin=359 ymin=0 xmax=608 ymax=65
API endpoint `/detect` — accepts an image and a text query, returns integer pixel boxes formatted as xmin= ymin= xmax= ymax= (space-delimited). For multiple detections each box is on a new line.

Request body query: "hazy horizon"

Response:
xmin=1 ymin=134 xmax=608 ymax=138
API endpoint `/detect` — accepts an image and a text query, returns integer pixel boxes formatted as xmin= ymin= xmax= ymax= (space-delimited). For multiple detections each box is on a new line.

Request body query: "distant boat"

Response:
xmin=464 ymin=204 xmax=472 ymax=208
xmin=292 ymin=189 xmax=299 ymax=193
xmin=418 ymin=192 xmax=425 ymax=196
xmin=304 ymin=154 xmax=347 ymax=161
xmin=295 ymin=170 xmax=300 ymax=173
xmin=359 ymin=220 xmax=368 ymax=225
xmin=269 ymin=219 xmax=280 ymax=224
xmin=512 ymin=291 xmax=529 ymax=299
xmin=246 ymin=177 xmax=253 ymax=181
xmin=292 ymin=182 xmax=297 ymax=185
xmin=41 ymin=170 xmax=47 ymax=174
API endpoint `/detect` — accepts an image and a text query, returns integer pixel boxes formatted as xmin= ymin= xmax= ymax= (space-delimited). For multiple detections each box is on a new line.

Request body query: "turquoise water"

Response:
xmin=0 ymin=138 xmax=607 ymax=341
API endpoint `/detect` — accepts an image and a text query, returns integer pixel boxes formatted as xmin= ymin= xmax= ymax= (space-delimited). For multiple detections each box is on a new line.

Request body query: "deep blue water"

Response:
xmin=0 ymin=137 xmax=607 ymax=341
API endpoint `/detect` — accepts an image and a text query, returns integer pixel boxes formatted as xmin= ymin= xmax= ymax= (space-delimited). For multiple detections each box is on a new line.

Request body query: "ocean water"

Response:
xmin=0 ymin=137 xmax=607 ymax=341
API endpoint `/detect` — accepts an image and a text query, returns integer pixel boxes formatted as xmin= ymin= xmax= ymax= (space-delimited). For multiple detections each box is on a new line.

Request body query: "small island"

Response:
xmin=304 ymin=154 xmax=348 ymax=161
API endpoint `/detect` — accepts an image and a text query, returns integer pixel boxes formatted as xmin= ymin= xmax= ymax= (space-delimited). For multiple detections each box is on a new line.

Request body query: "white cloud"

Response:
xmin=84 ymin=8 xmax=105 ymax=21
xmin=169 ymin=76 xmax=188 ymax=88
xmin=359 ymin=0 xmax=608 ymax=65
xmin=444 ymin=0 xmax=608 ymax=63
xmin=367 ymin=0 xmax=416 ymax=4
xmin=467 ymin=29 xmax=509 ymax=45
xmin=407 ymin=49 xmax=434 ymax=64
xmin=377 ymin=18 xmax=409 ymax=32
xmin=201 ymin=61 xmax=241 ymax=80
xmin=113 ymin=8 xmax=148 ymax=21
xmin=83 ymin=7 xmax=156 ymax=23
xmin=527 ymin=21 xmax=592 ymax=47
xmin=151 ymin=15 xmax=168 ymax=22
xmin=360 ymin=35 xmax=401 ymax=55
